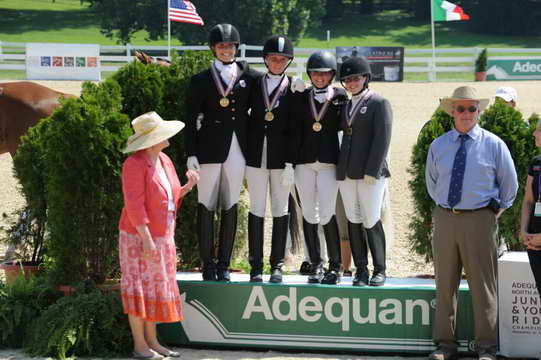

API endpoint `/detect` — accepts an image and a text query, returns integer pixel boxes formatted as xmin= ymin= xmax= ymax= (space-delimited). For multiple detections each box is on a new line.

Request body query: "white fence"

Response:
xmin=2 ymin=41 xmax=541 ymax=81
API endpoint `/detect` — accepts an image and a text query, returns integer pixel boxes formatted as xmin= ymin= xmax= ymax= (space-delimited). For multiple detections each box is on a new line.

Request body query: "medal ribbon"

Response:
xmin=262 ymin=75 xmax=289 ymax=112
xmin=309 ymin=87 xmax=334 ymax=123
xmin=210 ymin=64 xmax=238 ymax=99
xmin=346 ymin=89 xmax=373 ymax=127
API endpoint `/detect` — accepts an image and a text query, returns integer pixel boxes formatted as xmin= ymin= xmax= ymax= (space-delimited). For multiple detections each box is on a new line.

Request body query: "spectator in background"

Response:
xmin=495 ymin=86 xmax=518 ymax=108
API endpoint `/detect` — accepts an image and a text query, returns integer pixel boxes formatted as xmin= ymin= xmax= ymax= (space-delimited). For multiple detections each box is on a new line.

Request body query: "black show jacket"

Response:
xmin=184 ymin=61 xmax=260 ymax=164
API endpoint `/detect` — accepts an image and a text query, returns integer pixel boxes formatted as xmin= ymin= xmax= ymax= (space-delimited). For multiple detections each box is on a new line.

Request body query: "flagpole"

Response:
xmin=167 ymin=0 xmax=171 ymax=59
xmin=430 ymin=0 xmax=436 ymax=81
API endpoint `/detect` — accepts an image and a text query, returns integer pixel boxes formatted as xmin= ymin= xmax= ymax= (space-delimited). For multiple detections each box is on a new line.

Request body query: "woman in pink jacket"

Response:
xmin=119 ymin=112 xmax=199 ymax=359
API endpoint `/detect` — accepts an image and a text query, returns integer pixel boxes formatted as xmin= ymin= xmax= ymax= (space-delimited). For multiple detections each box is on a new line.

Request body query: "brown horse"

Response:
xmin=134 ymin=50 xmax=171 ymax=67
xmin=0 ymin=81 xmax=76 ymax=157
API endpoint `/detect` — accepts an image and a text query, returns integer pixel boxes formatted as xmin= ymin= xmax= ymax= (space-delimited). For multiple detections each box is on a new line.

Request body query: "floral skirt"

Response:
xmin=119 ymin=212 xmax=182 ymax=323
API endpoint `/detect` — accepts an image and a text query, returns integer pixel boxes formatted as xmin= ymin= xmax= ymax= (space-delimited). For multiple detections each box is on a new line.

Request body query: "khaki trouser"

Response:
xmin=432 ymin=206 xmax=498 ymax=353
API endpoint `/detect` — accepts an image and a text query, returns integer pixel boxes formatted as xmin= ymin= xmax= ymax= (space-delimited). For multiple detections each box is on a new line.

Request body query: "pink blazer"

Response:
xmin=119 ymin=150 xmax=182 ymax=236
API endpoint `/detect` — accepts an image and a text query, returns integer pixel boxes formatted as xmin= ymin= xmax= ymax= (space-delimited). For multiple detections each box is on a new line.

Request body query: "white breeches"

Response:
xmin=294 ymin=162 xmax=338 ymax=225
xmin=246 ymin=166 xmax=289 ymax=218
xmin=197 ymin=133 xmax=245 ymax=211
xmin=338 ymin=176 xmax=386 ymax=228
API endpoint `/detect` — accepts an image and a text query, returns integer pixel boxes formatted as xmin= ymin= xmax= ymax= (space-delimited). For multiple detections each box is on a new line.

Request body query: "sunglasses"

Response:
xmin=455 ymin=105 xmax=478 ymax=113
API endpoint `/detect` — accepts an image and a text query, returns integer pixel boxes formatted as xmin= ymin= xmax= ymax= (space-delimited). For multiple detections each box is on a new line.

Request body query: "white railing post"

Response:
xmin=428 ymin=57 xmax=436 ymax=82
xmin=126 ymin=43 xmax=131 ymax=57
xmin=239 ymin=43 xmax=246 ymax=60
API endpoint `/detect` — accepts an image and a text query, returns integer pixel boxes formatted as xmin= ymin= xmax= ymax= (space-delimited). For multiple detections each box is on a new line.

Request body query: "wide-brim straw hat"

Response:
xmin=123 ymin=111 xmax=185 ymax=154
xmin=439 ymin=86 xmax=489 ymax=116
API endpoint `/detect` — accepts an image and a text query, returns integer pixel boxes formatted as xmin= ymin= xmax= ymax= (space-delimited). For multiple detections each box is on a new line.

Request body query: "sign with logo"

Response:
xmin=486 ymin=58 xmax=541 ymax=81
xmin=336 ymin=46 xmax=404 ymax=82
xmin=159 ymin=277 xmax=475 ymax=353
xmin=26 ymin=43 xmax=100 ymax=81
xmin=498 ymin=252 xmax=541 ymax=358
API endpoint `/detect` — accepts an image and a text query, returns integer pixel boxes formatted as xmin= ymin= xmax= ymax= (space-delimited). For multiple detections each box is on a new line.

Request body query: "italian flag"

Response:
xmin=433 ymin=0 xmax=470 ymax=21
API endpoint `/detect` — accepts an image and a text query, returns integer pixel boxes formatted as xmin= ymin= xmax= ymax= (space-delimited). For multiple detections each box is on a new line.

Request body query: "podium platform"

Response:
xmin=158 ymin=273 xmax=475 ymax=354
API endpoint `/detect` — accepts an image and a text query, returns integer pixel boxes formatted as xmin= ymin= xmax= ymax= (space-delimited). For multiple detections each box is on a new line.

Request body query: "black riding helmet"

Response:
xmin=340 ymin=56 xmax=371 ymax=81
xmin=340 ymin=56 xmax=372 ymax=93
xmin=209 ymin=24 xmax=240 ymax=48
xmin=263 ymin=35 xmax=294 ymax=75
xmin=306 ymin=50 xmax=337 ymax=86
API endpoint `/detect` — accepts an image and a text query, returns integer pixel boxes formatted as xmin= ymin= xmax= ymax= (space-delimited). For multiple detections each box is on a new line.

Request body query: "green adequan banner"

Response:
xmin=487 ymin=58 xmax=541 ymax=81
xmin=159 ymin=279 xmax=475 ymax=353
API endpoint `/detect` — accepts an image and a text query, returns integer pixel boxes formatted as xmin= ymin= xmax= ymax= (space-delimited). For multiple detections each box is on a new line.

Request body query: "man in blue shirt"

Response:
xmin=425 ymin=86 xmax=518 ymax=360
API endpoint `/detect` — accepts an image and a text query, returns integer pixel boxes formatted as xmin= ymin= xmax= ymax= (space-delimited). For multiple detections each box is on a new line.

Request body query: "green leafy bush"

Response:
xmin=475 ymin=48 xmax=487 ymax=72
xmin=14 ymin=80 xmax=131 ymax=285
xmin=407 ymin=108 xmax=454 ymax=261
xmin=44 ymin=80 xmax=131 ymax=285
xmin=479 ymin=102 xmax=538 ymax=249
xmin=407 ymin=103 xmax=538 ymax=260
xmin=25 ymin=284 xmax=131 ymax=359
xmin=0 ymin=275 xmax=62 ymax=348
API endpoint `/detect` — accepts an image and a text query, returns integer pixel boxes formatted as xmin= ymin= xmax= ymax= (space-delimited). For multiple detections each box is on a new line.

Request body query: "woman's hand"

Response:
xmin=525 ymin=233 xmax=541 ymax=250
xmin=142 ymin=237 xmax=157 ymax=257
xmin=185 ymin=169 xmax=200 ymax=190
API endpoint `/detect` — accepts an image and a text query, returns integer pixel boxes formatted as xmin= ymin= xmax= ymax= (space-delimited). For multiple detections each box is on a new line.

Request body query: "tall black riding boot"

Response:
xmin=248 ymin=213 xmax=264 ymax=282
xmin=303 ymin=219 xmax=323 ymax=283
xmin=217 ymin=204 xmax=238 ymax=282
xmin=366 ymin=220 xmax=386 ymax=286
xmin=347 ymin=221 xmax=369 ymax=286
xmin=198 ymin=203 xmax=216 ymax=281
xmin=269 ymin=215 xmax=289 ymax=283
xmin=321 ymin=216 xmax=342 ymax=285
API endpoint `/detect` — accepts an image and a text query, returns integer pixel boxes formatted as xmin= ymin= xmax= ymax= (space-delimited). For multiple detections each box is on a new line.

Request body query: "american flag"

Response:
xmin=168 ymin=0 xmax=204 ymax=25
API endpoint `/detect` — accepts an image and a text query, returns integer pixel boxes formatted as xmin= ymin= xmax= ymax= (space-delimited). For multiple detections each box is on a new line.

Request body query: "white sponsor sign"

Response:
xmin=26 ymin=43 xmax=100 ymax=81
xmin=498 ymin=251 xmax=541 ymax=358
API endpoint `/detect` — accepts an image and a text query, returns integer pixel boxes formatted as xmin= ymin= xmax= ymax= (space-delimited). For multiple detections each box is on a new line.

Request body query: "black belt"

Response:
xmin=438 ymin=205 xmax=488 ymax=214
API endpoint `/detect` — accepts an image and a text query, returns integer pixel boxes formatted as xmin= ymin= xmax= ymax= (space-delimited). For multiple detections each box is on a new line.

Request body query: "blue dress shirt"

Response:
xmin=425 ymin=125 xmax=518 ymax=209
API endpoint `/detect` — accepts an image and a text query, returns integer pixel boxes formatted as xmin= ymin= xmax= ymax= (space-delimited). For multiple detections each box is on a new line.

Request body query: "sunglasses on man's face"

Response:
xmin=455 ymin=105 xmax=478 ymax=113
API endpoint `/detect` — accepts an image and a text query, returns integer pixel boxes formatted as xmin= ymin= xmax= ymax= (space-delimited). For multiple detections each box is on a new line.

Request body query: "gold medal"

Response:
xmin=313 ymin=122 xmax=322 ymax=132
xmin=265 ymin=111 xmax=274 ymax=121
xmin=346 ymin=127 xmax=353 ymax=135
xmin=220 ymin=97 xmax=230 ymax=107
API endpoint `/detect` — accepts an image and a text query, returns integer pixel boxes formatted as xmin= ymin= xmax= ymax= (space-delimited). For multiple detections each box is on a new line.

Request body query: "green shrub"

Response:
xmin=38 ymin=80 xmax=131 ymax=285
xmin=12 ymin=110 xmax=56 ymax=264
xmin=408 ymin=104 xmax=540 ymax=260
xmin=0 ymin=275 xmax=62 ymax=348
xmin=475 ymin=48 xmax=487 ymax=72
xmin=25 ymin=284 xmax=131 ymax=359
xmin=479 ymin=102 xmax=538 ymax=249
xmin=407 ymin=108 xmax=454 ymax=261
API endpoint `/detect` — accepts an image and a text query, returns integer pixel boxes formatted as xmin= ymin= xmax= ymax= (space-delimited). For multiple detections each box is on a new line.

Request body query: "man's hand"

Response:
xmin=290 ymin=77 xmax=306 ymax=93
xmin=363 ymin=175 xmax=378 ymax=185
xmin=281 ymin=163 xmax=295 ymax=187
xmin=187 ymin=156 xmax=200 ymax=171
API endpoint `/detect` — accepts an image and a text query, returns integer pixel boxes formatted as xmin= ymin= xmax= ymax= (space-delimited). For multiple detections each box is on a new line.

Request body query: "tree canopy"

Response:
xmin=83 ymin=0 xmax=325 ymax=45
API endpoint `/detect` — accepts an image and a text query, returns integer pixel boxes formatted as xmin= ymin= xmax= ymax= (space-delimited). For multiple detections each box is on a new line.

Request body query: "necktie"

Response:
xmin=447 ymin=134 xmax=468 ymax=208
